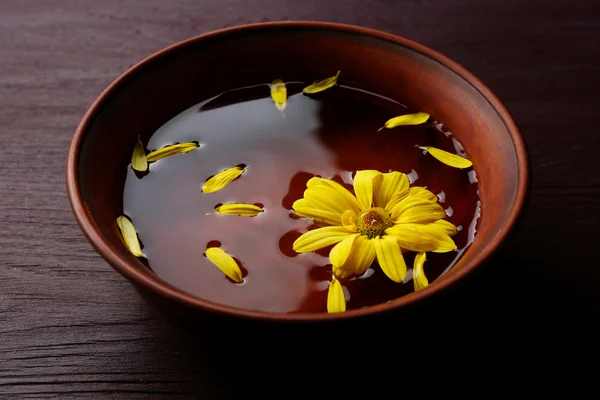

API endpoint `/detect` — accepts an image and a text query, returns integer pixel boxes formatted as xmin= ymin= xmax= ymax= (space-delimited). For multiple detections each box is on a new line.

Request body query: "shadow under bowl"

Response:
xmin=66 ymin=21 xmax=529 ymax=327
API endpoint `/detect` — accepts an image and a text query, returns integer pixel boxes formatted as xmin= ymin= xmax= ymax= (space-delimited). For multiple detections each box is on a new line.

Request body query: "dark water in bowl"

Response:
xmin=122 ymin=83 xmax=481 ymax=313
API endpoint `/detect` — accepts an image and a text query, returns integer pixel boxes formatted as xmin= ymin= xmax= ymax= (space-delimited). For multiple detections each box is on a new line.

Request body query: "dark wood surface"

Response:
xmin=1 ymin=0 xmax=599 ymax=398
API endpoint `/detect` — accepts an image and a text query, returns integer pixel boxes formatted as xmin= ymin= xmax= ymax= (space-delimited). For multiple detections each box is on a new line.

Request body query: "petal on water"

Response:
xmin=116 ymin=215 xmax=143 ymax=257
xmin=270 ymin=79 xmax=287 ymax=111
xmin=147 ymin=142 xmax=199 ymax=162
xmin=418 ymin=146 xmax=473 ymax=169
xmin=205 ymin=247 xmax=243 ymax=283
xmin=413 ymin=252 xmax=429 ymax=291
xmin=303 ymin=71 xmax=340 ymax=94
xmin=131 ymin=136 xmax=148 ymax=172
xmin=378 ymin=112 xmax=430 ymax=131
xmin=214 ymin=204 xmax=263 ymax=217
xmin=202 ymin=167 xmax=245 ymax=193
xmin=327 ymin=277 xmax=346 ymax=313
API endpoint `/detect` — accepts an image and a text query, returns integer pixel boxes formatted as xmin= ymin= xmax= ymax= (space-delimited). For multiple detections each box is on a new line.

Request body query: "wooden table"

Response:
xmin=1 ymin=0 xmax=598 ymax=397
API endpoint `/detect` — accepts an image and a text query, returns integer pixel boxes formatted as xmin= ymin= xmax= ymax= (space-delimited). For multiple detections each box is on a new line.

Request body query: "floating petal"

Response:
xmin=270 ymin=79 xmax=287 ymax=111
xmin=131 ymin=136 xmax=148 ymax=172
xmin=214 ymin=203 xmax=263 ymax=217
xmin=147 ymin=142 xmax=199 ymax=162
xmin=116 ymin=215 xmax=143 ymax=257
xmin=413 ymin=252 xmax=429 ymax=291
xmin=353 ymin=170 xmax=382 ymax=210
xmin=303 ymin=71 xmax=340 ymax=94
xmin=378 ymin=112 xmax=430 ymax=131
xmin=419 ymin=146 xmax=473 ymax=169
xmin=372 ymin=236 xmax=407 ymax=283
xmin=292 ymin=199 xmax=341 ymax=226
xmin=205 ymin=247 xmax=243 ymax=283
xmin=327 ymin=278 xmax=346 ymax=313
xmin=202 ymin=167 xmax=245 ymax=193
xmin=293 ymin=226 xmax=354 ymax=253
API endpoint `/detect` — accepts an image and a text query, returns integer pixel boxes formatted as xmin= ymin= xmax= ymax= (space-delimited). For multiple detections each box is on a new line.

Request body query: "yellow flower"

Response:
xmin=292 ymin=170 xmax=458 ymax=312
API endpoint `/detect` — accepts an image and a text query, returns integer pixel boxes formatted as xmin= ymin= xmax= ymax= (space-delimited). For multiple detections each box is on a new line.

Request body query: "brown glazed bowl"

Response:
xmin=66 ymin=22 xmax=528 ymax=326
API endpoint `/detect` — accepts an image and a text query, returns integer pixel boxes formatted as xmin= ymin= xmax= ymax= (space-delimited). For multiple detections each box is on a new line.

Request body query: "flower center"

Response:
xmin=356 ymin=207 xmax=393 ymax=239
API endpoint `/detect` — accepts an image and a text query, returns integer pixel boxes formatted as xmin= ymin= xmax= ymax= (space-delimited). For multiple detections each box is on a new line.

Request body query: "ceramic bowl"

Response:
xmin=66 ymin=21 xmax=529 ymax=325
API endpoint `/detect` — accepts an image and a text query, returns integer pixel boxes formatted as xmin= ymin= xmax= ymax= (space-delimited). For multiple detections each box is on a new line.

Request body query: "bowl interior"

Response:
xmin=73 ymin=24 xmax=524 ymax=316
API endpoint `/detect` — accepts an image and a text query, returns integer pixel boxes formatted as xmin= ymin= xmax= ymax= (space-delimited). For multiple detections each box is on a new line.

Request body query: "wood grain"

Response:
xmin=1 ymin=0 xmax=599 ymax=397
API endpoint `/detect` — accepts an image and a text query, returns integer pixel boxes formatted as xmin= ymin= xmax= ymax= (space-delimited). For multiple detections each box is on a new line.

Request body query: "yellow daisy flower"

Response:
xmin=292 ymin=170 xmax=458 ymax=312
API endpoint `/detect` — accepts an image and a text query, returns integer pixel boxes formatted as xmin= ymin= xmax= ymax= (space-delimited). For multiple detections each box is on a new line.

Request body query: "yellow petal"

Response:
xmin=146 ymin=142 xmax=199 ymax=162
xmin=307 ymin=177 xmax=360 ymax=213
xmin=385 ymin=225 xmax=439 ymax=253
xmin=386 ymin=224 xmax=457 ymax=253
xmin=303 ymin=70 xmax=340 ymax=94
xmin=413 ymin=252 xmax=429 ymax=291
xmin=293 ymin=199 xmax=341 ymax=226
xmin=405 ymin=187 xmax=438 ymax=203
xmin=330 ymin=234 xmax=358 ymax=269
xmin=341 ymin=209 xmax=357 ymax=231
xmin=293 ymin=226 xmax=354 ymax=253
xmin=378 ymin=112 xmax=430 ymax=131
xmin=353 ymin=170 xmax=382 ymax=210
xmin=391 ymin=199 xmax=446 ymax=224
xmin=372 ymin=236 xmax=407 ymax=283
xmin=116 ymin=216 xmax=143 ymax=257
xmin=270 ymin=79 xmax=287 ymax=111
xmin=304 ymin=185 xmax=351 ymax=214
xmin=214 ymin=203 xmax=263 ymax=217
xmin=202 ymin=167 xmax=245 ymax=193
xmin=131 ymin=136 xmax=148 ymax=172
xmin=376 ymin=171 xmax=409 ymax=208
xmin=419 ymin=146 xmax=473 ymax=169
xmin=205 ymin=247 xmax=243 ymax=283
xmin=333 ymin=235 xmax=376 ymax=277
xmin=432 ymin=219 xmax=458 ymax=236
xmin=327 ymin=278 xmax=346 ymax=313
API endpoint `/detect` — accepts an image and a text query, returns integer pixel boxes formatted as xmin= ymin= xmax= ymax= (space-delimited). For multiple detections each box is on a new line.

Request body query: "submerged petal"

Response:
xmin=131 ymin=136 xmax=148 ymax=172
xmin=413 ymin=252 xmax=429 ymax=291
xmin=270 ymin=79 xmax=287 ymax=111
xmin=327 ymin=277 xmax=346 ymax=313
xmin=303 ymin=71 xmax=340 ymax=94
xmin=214 ymin=203 xmax=263 ymax=217
xmin=419 ymin=146 xmax=473 ymax=169
xmin=205 ymin=247 xmax=243 ymax=283
xmin=392 ymin=199 xmax=446 ymax=224
xmin=353 ymin=170 xmax=382 ymax=210
xmin=202 ymin=167 xmax=245 ymax=193
xmin=376 ymin=171 xmax=409 ymax=208
xmin=293 ymin=226 xmax=354 ymax=253
xmin=146 ymin=142 xmax=199 ymax=162
xmin=372 ymin=236 xmax=407 ymax=283
xmin=293 ymin=199 xmax=342 ymax=226
xmin=378 ymin=112 xmax=430 ymax=131
xmin=116 ymin=216 xmax=143 ymax=257
xmin=307 ymin=177 xmax=360 ymax=213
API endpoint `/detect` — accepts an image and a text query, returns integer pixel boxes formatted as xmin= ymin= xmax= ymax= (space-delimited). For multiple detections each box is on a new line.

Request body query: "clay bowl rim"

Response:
xmin=66 ymin=21 xmax=529 ymax=322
